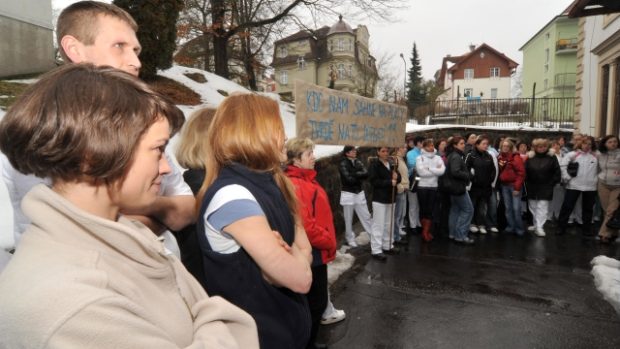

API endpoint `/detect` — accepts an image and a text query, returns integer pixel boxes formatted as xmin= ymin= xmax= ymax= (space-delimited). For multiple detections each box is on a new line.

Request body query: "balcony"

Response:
xmin=556 ymin=38 xmax=578 ymax=54
xmin=554 ymin=73 xmax=576 ymax=89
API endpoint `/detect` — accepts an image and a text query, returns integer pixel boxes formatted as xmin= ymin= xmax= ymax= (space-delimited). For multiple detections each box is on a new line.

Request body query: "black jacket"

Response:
xmin=465 ymin=148 xmax=496 ymax=196
xmin=443 ymin=149 xmax=471 ymax=195
xmin=525 ymin=150 xmax=561 ymax=200
xmin=368 ymin=159 xmax=401 ymax=204
xmin=339 ymin=157 xmax=369 ymax=193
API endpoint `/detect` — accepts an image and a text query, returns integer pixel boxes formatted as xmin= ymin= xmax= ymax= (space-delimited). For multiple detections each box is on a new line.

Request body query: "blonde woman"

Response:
xmin=175 ymin=107 xmax=216 ymax=289
xmin=196 ymin=94 xmax=312 ymax=348
xmin=0 ymin=64 xmax=258 ymax=348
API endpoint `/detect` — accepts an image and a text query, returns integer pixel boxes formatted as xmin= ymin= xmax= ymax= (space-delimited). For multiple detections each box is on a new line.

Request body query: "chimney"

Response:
xmin=469 ymin=43 xmax=475 ymax=52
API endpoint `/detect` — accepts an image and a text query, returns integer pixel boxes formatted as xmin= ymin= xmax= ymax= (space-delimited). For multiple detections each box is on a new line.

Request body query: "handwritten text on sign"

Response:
xmin=295 ymin=80 xmax=407 ymax=147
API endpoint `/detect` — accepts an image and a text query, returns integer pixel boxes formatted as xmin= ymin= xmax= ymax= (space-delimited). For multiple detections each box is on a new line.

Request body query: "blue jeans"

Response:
xmin=449 ymin=193 xmax=474 ymax=240
xmin=501 ymin=184 xmax=524 ymax=235
xmin=393 ymin=192 xmax=406 ymax=242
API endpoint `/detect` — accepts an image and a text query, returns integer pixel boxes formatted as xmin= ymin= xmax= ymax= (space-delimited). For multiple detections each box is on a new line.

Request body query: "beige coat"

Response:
xmin=0 ymin=184 xmax=258 ymax=349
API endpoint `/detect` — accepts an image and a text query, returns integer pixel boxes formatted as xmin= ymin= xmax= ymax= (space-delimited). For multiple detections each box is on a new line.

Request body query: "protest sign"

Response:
xmin=294 ymin=80 xmax=407 ymax=147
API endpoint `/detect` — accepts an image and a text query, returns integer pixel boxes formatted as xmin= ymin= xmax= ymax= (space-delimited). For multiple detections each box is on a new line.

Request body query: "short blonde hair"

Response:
xmin=286 ymin=138 xmax=314 ymax=165
xmin=531 ymin=138 xmax=549 ymax=148
xmin=176 ymin=108 xmax=216 ymax=169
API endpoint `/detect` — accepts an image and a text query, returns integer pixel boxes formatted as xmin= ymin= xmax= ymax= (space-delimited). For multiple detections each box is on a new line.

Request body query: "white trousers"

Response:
xmin=371 ymin=202 xmax=393 ymax=254
xmin=341 ymin=191 xmax=373 ymax=244
xmin=407 ymin=191 xmax=420 ymax=228
xmin=528 ymin=199 xmax=549 ymax=232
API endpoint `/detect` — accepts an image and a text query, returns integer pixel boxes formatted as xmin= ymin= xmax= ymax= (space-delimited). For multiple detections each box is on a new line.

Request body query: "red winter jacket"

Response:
xmin=497 ymin=152 xmax=525 ymax=191
xmin=285 ymin=165 xmax=337 ymax=266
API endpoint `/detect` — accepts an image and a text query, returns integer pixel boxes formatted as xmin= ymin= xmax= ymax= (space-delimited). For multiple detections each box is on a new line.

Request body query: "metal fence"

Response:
xmin=427 ymin=97 xmax=576 ymax=128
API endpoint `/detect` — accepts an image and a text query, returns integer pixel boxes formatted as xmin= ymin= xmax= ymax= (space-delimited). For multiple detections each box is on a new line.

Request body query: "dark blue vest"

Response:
xmin=198 ymin=163 xmax=310 ymax=348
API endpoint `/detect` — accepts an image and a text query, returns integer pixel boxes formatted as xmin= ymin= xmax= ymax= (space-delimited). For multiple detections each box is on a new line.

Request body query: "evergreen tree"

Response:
xmin=406 ymin=42 xmax=426 ymax=114
xmin=114 ymin=0 xmax=184 ymax=80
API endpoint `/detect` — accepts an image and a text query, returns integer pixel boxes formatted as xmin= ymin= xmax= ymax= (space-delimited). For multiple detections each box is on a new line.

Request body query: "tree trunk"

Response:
xmin=211 ymin=0 xmax=229 ymax=78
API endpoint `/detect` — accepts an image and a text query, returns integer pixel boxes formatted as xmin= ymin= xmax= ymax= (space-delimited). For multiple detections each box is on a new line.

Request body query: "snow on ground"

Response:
xmin=591 ymin=256 xmax=620 ymax=315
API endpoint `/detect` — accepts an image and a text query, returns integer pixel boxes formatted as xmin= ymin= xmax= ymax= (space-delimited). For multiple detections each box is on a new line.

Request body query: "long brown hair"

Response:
xmin=196 ymin=94 xmax=298 ymax=218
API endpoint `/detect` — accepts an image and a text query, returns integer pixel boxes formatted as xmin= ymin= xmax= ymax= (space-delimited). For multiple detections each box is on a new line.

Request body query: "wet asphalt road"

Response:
xmin=319 ymin=225 xmax=620 ymax=349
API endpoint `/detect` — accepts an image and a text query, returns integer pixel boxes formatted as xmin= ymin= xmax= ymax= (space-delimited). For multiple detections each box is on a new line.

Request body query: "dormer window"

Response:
xmin=297 ymin=56 xmax=306 ymax=70
xmin=278 ymin=46 xmax=288 ymax=58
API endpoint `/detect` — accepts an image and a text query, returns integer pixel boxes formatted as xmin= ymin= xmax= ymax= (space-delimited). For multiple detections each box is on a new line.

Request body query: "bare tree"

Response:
xmin=375 ymin=53 xmax=404 ymax=102
xmin=180 ymin=0 xmax=406 ymax=79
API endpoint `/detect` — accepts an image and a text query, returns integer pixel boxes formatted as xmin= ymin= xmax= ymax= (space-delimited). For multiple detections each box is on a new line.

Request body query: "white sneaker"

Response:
xmin=527 ymin=225 xmax=536 ymax=232
xmin=490 ymin=227 xmax=499 ymax=233
xmin=535 ymin=229 xmax=546 ymax=237
xmin=469 ymin=225 xmax=479 ymax=233
xmin=479 ymin=227 xmax=487 ymax=234
xmin=321 ymin=308 xmax=346 ymax=325
xmin=346 ymin=240 xmax=358 ymax=247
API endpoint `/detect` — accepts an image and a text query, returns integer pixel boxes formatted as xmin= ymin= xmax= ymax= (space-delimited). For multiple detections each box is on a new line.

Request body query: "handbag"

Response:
xmin=567 ymin=161 xmax=579 ymax=177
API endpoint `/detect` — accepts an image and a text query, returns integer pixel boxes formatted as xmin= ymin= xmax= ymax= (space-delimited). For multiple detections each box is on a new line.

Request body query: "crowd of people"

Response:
xmin=0 ymin=2 xmax=345 ymax=349
xmin=339 ymin=131 xmax=620 ymax=260
xmin=0 ymin=2 xmax=619 ymax=349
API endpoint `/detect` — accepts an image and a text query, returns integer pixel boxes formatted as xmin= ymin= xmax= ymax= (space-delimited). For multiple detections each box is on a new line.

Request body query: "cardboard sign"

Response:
xmin=294 ymin=80 xmax=407 ymax=147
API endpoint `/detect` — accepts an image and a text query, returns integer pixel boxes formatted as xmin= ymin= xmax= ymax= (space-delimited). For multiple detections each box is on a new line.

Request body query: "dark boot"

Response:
xmin=421 ymin=219 xmax=433 ymax=242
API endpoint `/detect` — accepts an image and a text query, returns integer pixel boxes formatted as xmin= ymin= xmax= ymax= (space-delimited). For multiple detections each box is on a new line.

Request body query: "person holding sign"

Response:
xmin=369 ymin=147 xmax=401 ymax=260
xmin=339 ymin=146 xmax=374 ymax=247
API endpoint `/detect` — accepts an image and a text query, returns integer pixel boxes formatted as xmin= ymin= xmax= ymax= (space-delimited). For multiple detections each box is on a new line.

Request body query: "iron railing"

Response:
xmin=428 ymin=97 xmax=576 ymax=128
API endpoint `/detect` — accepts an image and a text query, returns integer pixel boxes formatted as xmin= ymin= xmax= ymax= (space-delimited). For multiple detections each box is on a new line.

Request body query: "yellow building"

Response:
xmin=271 ymin=15 xmax=378 ymax=100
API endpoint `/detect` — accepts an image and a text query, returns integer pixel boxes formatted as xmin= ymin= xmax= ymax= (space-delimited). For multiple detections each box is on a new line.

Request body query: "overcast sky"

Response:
xmin=365 ymin=0 xmax=575 ymax=80
xmin=53 ymin=0 xmax=575 ymax=80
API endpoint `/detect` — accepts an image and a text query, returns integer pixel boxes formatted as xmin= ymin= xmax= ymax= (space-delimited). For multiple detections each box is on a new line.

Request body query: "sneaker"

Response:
xmin=490 ymin=227 xmax=499 ymax=233
xmin=346 ymin=240 xmax=358 ymax=247
xmin=535 ymin=229 xmax=546 ymax=237
xmin=469 ymin=225 xmax=479 ymax=233
xmin=479 ymin=227 xmax=487 ymax=234
xmin=321 ymin=308 xmax=346 ymax=325
xmin=527 ymin=225 xmax=536 ymax=232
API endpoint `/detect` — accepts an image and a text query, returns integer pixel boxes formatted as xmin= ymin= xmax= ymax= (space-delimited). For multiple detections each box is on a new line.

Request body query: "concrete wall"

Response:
xmin=0 ymin=0 xmax=55 ymax=78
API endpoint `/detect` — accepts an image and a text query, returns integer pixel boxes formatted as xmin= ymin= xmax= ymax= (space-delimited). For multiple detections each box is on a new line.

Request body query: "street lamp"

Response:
xmin=399 ymin=53 xmax=407 ymax=102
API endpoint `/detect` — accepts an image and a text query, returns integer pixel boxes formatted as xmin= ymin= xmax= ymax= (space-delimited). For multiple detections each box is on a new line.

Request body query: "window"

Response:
xmin=545 ymin=32 xmax=550 ymax=40
xmin=490 ymin=67 xmax=500 ymax=78
xmin=544 ymin=64 xmax=549 ymax=73
xmin=280 ymin=71 xmax=288 ymax=85
xmin=464 ymin=88 xmax=473 ymax=98
xmin=491 ymin=88 xmax=498 ymax=99
xmin=348 ymin=39 xmax=353 ymax=51
xmin=278 ymin=46 xmax=287 ymax=58
xmin=337 ymin=64 xmax=346 ymax=79
xmin=348 ymin=65 xmax=353 ymax=78
xmin=545 ymin=48 xmax=550 ymax=63
xmin=337 ymin=38 xmax=344 ymax=51
xmin=297 ymin=56 xmax=305 ymax=70
xmin=464 ymin=69 xmax=474 ymax=80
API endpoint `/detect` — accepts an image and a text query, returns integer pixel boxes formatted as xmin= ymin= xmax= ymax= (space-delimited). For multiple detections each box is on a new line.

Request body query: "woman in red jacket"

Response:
xmin=498 ymin=139 xmax=526 ymax=236
xmin=285 ymin=138 xmax=337 ymax=349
